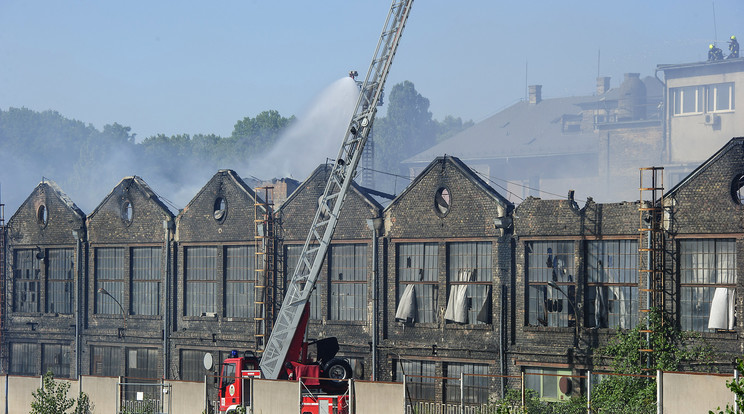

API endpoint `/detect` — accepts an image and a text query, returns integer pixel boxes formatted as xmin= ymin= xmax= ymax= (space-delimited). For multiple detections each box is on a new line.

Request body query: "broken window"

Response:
xmin=225 ymin=245 xmax=256 ymax=318
xmin=213 ymin=197 xmax=227 ymax=222
xmin=396 ymin=242 xmax=438 ymax=324
xmin=585 ymin=240 xmax=639 ymax=329
xmin=329 ymin=244 xmax=367 ymax=321
xmin=14 ymin=249 xmax=40 ymax=313
xmin=394 ymin=359 xmax=435 ymax=401
xmin=46 ymin=248 xmax=74 ymax=314
xmin=42 ymin=343 xmax=71 ymax=379
xmin=131 ymin=247 xmax=161 ymax=316
xmin=37 ymin=204 xmax=48 ymax=227
xmin=445 ymin=242 xmax=492 ymax=325
xmin=526 ymin=241 xmax=576 ymax=328
xmin=680 ymin=239 xmax=736 ymax=332
xmin=185 ymin=246 xmax=218 ymax=316
xmin=95 ymin=247 xmax=125 ymax=315
xmin=285 ymin=244 xmax=322 ymax=319
xmin=435 ymin=187 xmax=451 ymax=216
xmin=121 ymin=200 xmax=133 ymax=226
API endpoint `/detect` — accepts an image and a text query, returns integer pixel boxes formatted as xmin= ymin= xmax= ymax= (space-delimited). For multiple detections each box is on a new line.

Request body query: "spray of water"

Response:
xmin=244 ymin=77 xmax=360 ymax=180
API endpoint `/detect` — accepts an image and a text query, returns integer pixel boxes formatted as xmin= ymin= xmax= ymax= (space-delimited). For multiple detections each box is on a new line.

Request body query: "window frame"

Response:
xmin=225 ymin=245 xmax=257 ymax=319
xmin=526 ymin=241 xmax=576 ymax=328
xmin=95 ymin=247 xmax=126 ymax=315
xmin=585 ymin=239 xmax=639 ymax=329
xmin=394 ymin=359 xmax=436 ymax=402
xmin=13 ymin=249 xmax=41 ymax=313
xmin=445 ymin=241 xmax=493 ymax=325
xmin=707 ymin=82 xmax=735 ymax=113
xmin=396 ymin=242 xmax=439 ymax=324
xmin=46 ymin=248 xmax=74 ymax=314
xmin=672 ymin=85 xmax=704 ymax=116
xmin=184 ymin=246 xmax=219 ymax=317
xmin=679 ymin=238 xmax=737 ymax=332
xmin=329 ymin=243 xmax=368 ymax=321
xmin=445 ymin=362 xmax=490 ymax=404
xmin=131 ymin=247 xmax=162 ymax=316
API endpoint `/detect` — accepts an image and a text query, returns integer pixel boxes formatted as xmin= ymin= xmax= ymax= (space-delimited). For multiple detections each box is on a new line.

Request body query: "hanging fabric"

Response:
xmin=395 ymin=284 xmax=417 ymax=323
xmin=445 ymin=269 xmax=472 ymax=323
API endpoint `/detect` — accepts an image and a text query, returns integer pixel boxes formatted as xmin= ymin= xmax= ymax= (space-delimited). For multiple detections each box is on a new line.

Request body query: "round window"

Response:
xmin=732 ymin=175 xmax=744 ymax=204
xmin=122 ymin=200 xmax=133 ymax=226
xmin=37 ymin=204 xmax=48 ymax=227
xmin=213 ymin=197 xmax=227 ymax=222
xmin=435 ymin=187 xmax=451 ymax=216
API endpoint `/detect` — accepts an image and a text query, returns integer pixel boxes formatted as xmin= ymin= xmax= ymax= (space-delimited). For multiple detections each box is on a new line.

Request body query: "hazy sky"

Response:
xmin=2 ymin=0 xmax=743 ymax=141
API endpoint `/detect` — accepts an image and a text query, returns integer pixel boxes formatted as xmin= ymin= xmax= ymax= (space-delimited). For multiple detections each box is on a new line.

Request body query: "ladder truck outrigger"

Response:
xmin=216 ymin=1 xmax=414 ymax=413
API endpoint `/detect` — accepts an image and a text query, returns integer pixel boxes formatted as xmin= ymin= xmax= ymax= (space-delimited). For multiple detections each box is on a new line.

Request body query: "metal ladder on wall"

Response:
xmin=638 ymin=167 xmax=665 ymax=361
xmin=254 ymin=186 xmax=274 ymax=354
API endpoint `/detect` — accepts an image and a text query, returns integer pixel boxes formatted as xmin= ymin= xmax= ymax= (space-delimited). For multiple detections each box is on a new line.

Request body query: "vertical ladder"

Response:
xmin=259 ymin=0 xmax=414 ymax=380
xmin=360 ymin=132 xmax=375 ymax=188
xmin=254 ymin=186 xmax=274 ymax=354
xmin=638 ymin=167 xmax=664 ymax=361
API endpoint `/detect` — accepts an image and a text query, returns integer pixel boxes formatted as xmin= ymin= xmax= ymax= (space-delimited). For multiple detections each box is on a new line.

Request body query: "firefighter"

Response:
xmin=709 ymin=43 xmax=724 ymax=61
xmin=728 ymin=35 xmax=740 ymax=59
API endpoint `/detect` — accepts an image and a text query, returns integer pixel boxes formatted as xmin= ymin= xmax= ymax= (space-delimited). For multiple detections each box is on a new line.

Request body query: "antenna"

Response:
xmin=712 ymin=1 xmax=718 ymax=43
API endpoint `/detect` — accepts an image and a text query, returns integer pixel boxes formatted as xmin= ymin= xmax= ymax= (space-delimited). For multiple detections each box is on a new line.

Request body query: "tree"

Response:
xmin=230 ymin=110 xmax=295 ymax=157
xmin=592 ymin=309 xmax=713 ymax=413
xmin=30 ymin=370 xmax=91 ymax=414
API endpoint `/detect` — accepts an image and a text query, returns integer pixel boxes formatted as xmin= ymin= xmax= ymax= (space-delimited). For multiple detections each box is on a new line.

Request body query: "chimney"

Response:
xmin=528 ymin=85 xmax=542 ymax=105
xmin=596 ymin=77 xmax=611 ymax=95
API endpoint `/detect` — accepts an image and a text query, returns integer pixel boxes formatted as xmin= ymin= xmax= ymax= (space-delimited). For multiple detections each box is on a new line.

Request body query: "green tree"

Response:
xmin=230 ymin=110 xmax=295 ymax=157
xmin=592 ymin=309 xmax=713 ymax=413
xmin=435 ymin=114 xmax=473 ymax=143
xmin=30 ymin=370 xmax=91 ymax=414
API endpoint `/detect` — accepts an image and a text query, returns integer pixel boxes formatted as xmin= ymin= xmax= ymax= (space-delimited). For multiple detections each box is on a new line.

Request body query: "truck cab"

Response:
xmin=218 ymin=351 xmax=261 ymax=413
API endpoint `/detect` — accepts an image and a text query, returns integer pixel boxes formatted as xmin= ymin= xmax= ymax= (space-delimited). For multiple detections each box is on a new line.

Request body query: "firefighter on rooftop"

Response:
xmin=709 ymin=43 xmax=724 ymax=61
xmin=728 ymin=35 xmax=740 ymax=59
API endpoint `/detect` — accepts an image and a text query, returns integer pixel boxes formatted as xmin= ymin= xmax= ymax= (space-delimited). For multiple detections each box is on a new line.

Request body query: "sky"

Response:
xmin=2 ymin=0 xmax=743 ymax=141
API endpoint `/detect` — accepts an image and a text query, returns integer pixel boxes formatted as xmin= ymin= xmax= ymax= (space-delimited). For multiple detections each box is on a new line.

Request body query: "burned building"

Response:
xmin=2 ymin=136 xmax=744 ymax=407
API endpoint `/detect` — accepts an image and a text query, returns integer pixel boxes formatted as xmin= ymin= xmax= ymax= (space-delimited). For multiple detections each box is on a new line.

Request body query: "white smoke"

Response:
xmin=244 ymin=77 xmax=360 ymax=180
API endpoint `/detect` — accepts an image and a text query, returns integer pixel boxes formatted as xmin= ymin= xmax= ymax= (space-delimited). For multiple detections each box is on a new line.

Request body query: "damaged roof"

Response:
xmin=87 ymin=175 xmax=174 ymax=220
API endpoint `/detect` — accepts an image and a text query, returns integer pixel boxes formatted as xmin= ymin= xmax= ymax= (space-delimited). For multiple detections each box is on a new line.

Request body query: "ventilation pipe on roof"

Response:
xmin=528 ymin=85 xmax=542 ymax=105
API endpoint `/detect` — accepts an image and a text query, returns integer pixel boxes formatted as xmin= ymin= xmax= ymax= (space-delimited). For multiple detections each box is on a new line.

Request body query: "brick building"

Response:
xmin=2 ymin=138 xmax=744 ymax=406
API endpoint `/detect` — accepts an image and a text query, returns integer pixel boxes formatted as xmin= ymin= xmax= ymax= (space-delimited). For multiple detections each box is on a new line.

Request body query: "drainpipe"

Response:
xmin=163 ymin=220 xmax=172 ymax=380
xmin=72 ymin=230 xmax=82 ymax=380
xmin=366 ymin=217 xmax=383 ymax=381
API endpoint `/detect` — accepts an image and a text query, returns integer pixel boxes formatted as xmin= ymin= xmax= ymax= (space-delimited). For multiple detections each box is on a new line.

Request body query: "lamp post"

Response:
xmin=547 ymin=281 xmax=579 ymax=346
xmin=98 ymin=287 xmax=126 ymax=337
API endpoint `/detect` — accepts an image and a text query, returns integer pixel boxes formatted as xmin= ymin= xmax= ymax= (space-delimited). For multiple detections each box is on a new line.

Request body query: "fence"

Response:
xmin=118 ymin=380 xmax=172 ymax=414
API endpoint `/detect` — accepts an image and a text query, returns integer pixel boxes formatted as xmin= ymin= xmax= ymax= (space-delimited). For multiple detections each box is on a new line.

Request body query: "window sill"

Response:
xmin=444 ymin=323 xmax=492 ymax=330
xmin=325 ymin=320 xmax=367 ymax=326
xmin=524 ymin=325 xmax=575 ymax=333
xmin=182 ymin=315 xmax=219 ymax=321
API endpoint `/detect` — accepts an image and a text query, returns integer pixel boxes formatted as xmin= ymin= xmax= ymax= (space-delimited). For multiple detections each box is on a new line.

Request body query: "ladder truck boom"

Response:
xmin=259 ymin=0 xmax=414 ymax=380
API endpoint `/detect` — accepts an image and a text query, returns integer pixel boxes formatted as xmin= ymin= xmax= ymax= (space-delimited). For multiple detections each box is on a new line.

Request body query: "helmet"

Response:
xmin=732 ymin=35 xmax=737 ymax=40
xmin=710 ymin=44 xmax=715 ymax=49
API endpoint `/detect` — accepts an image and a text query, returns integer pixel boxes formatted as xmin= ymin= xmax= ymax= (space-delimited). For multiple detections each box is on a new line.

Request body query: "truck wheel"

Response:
xmin=323 ymin=357 xmax=353 ymax=385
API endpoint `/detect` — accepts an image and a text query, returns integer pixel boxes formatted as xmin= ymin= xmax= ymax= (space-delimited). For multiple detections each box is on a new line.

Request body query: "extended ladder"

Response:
xmin=260 ymin=0 xmax=414 ymax=379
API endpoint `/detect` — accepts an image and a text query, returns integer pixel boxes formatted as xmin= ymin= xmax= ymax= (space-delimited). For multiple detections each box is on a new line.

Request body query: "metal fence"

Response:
xmin=118 ymin=379 xmax=172 ymax=414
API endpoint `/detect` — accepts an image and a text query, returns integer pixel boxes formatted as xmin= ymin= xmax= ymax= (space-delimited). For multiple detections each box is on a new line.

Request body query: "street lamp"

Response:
xmin=547 ymin=281 xmax=579 ymax=346
xmin=98 ymin=287 xmax=126 ymax=337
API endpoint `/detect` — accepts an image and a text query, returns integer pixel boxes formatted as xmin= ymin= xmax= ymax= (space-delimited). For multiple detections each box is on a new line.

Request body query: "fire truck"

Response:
xmin=216 ymin=1 xmax=414 ymax=413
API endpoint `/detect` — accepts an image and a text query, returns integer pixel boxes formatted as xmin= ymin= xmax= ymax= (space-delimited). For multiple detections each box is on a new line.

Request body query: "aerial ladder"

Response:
xmin=217 ymin=1 xmax=414 ymax=412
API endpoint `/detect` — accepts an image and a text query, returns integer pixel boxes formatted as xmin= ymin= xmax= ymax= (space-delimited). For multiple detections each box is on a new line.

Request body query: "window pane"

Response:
xmin=181 ymin=350 xmax=208 ymax=382
xmin=14 ymin=250 xmax=40 ymax=313
xmin=586 ymin=240 xmax=639 ymax=329
xmin=132 ymin=247 xmax=161 ymax=316
xmin=96 ymin=248 xmax=125 ymax=315
xmin=91 ymin=346 xmax=121 ymax=377
xmin=397 ymin=243 xmax=439 ymax=323
xmin=395 ymin=360 xmax=435 ymax=401
xmin=10 ymin=343 xmax=38 ymax=375
xmin=330 ymin=244 xmax=367 ymax=321
xmin=42 ymin=344 xmax=71 ymax=378
xmin=446 ymin=242 xmax=492 ymax=325
xmin=526 ymin=241 xmax=575 ymax=327
xmin=226 ymin=246 xmax=256 ymax=318
xmin=185 ymin=246 xmax=218 ymax=316
xmin=446 ymin=363 xmax=489 ymax=404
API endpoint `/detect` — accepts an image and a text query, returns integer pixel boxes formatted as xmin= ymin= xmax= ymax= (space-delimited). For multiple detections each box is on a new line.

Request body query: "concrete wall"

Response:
xmin=168 ymin=380 xmax=206 ymax=414
xmin=1 ymin=376 xmax=40 ymax=414
xmin=662 ymin=372 xmax=733 ymax=413
xmin=252 ymin=379 xmax=300 ymax=414
xmin=354 ymin=381 xmax=404 ymax=414
xmin=80 ymin=376 xmax=118 ymax=414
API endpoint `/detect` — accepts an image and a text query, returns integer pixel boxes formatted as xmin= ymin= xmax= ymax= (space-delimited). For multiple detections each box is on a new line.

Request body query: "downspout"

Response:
xmin=72 ymin=230 xmax=82 ymax=380
xmin=163 ymin=219 xmax=172 ymax=380
xmin=366 ymin=217 xmax=383 ymax=381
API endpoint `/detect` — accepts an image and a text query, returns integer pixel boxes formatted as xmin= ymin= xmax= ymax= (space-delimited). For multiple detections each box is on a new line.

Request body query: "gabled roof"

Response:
xmin=9 ymin=178 xmax=85 ymax=224
xmin=384 ymin=155 xmax=512 ymax=213
xmin=404 ymin=95 xmax=598 ymax=164
xmin=278 ymin=163 xmax=384 ymax=213
xmin=182 ymin=169 xmax=265 ymax=214
xmin=87 ymin=176 xmax=173 ymax=220
xmin=665 ymin=137 xmax=744 ymax=198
